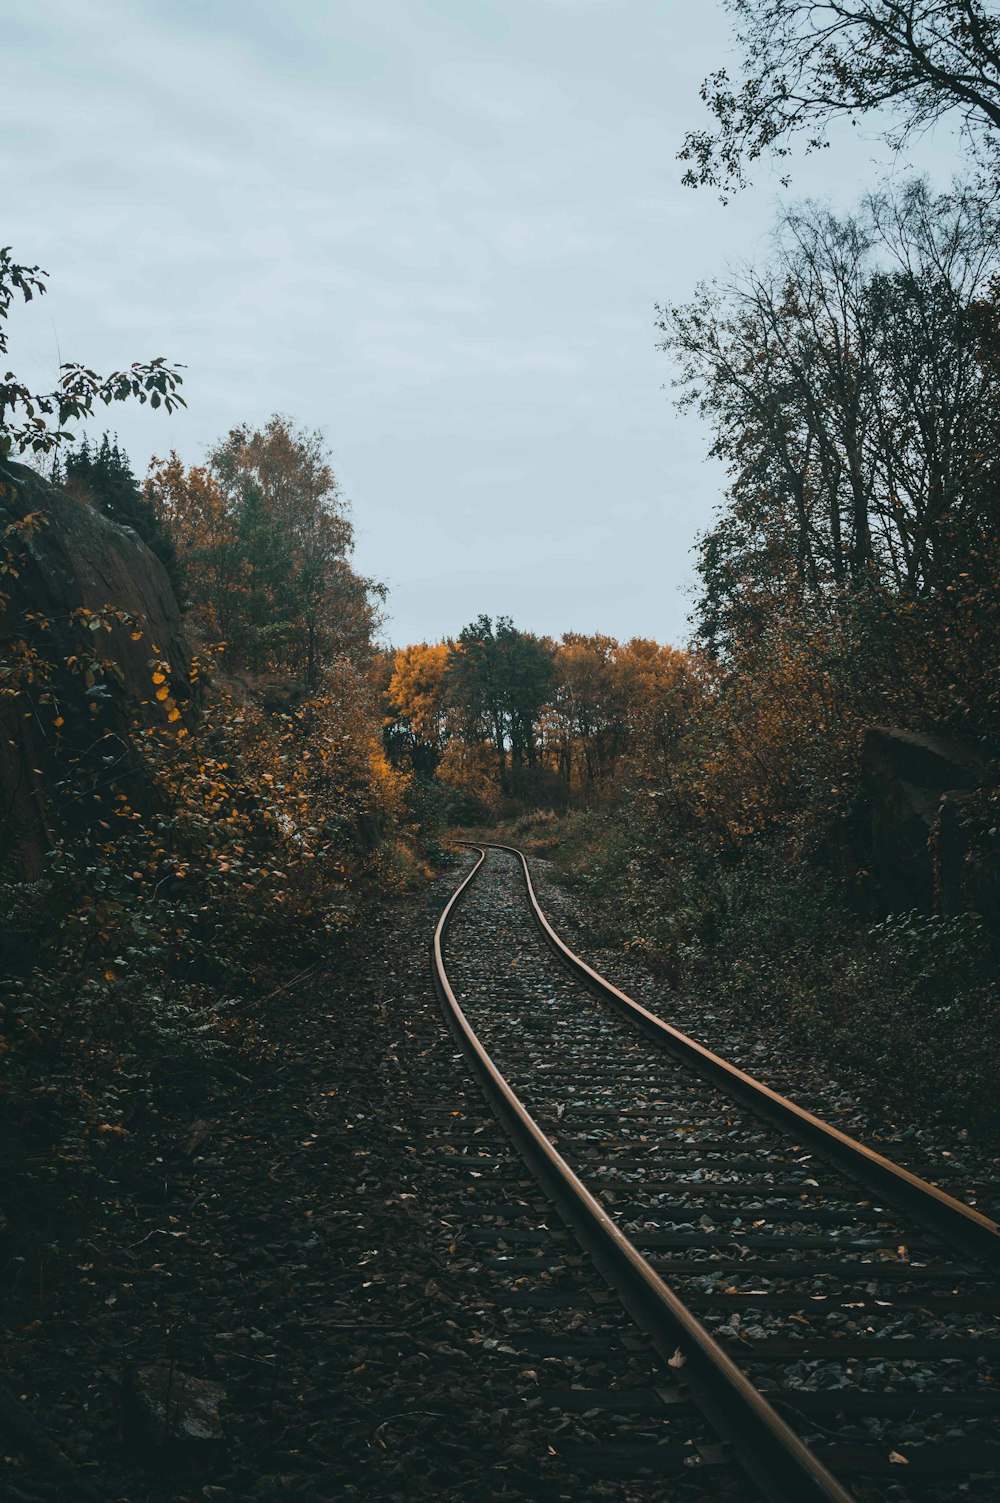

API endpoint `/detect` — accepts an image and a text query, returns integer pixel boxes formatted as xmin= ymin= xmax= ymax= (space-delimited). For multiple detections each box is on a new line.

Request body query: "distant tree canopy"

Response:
xmin=146 ymin=415 xmax=383 ymax=686
xmin=61 ymin=434 xmax=181 ymax=590
xmin=384 ymin=621 xmax=697 ymax=804
xmin=547 ymin=634 xmax=694 ymax=790
xmin=681 ymin=1 xmax=1000 ymax=196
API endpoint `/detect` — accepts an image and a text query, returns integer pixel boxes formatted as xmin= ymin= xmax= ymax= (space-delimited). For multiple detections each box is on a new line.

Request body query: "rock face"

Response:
xmin=860 ymin=726 xmax=993 ymax=916
xmin=122 ymin=1364 xmax=226 ymax=1451
xmin=0 ymin=460 xmax=196 ymax=876
xmin=254 ymin=675 xmax=307 ymax=714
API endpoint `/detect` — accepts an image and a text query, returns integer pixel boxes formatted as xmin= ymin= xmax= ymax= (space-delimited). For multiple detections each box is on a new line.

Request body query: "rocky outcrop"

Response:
xmin=0 ymin=460 xmax=196 ymax=876
xmin=860 ymin=726 xmax=996 ymax=919
xmin=122 ymin=1365 xmax=226 ymax=1451
xmin=253 ymin=675 xmax=307 ymax=715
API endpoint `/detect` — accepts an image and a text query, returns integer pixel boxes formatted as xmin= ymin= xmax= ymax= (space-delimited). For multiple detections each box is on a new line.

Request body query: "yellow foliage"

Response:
xmin=437 ymin=736 xmax=496 ymax=805
xmin=387 ymin=641 xmax=450 ymax=746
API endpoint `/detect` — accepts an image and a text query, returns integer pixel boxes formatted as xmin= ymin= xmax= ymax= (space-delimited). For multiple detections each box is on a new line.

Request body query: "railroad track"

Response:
xmin=432 ymin=841 xmax=1000 ymax=1502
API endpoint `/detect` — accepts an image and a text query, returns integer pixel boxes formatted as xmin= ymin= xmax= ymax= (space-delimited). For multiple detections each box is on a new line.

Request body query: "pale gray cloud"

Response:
xmin=3 ymin=0 xmax=960 ymax=645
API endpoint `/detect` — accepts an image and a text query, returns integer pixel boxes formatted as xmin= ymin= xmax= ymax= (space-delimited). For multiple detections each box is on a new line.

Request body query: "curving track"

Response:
xmin=432 ymin=842 xmax=1000 ymax=1503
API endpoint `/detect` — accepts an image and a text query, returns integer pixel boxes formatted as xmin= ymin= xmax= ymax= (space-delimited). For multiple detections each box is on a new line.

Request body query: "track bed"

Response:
xmin=435 ymin=843 xmax=1000 ymax=1503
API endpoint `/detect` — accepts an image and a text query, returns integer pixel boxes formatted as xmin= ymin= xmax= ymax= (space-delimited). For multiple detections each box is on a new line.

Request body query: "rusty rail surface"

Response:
xmin=480 ymin=840 xmax=1000 ymax=1270
xmin=433 ymin=844 xmax=857 ymax=1503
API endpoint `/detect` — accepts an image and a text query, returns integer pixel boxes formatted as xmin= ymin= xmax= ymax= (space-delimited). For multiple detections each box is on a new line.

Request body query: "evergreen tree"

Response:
xmin=64 ymin=433 xmax=182 ymax=592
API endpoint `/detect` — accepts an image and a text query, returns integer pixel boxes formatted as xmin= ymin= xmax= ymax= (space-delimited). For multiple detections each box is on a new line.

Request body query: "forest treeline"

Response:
xmin=386 ymin=180 xmax=999 ymax=823
xmin=383 ymin=621 xmax=691 ymax=806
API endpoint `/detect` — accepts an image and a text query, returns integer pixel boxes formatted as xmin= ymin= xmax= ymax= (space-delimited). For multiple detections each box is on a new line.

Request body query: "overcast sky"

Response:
xmin=5 ymin=1 xmax=961 ymax=647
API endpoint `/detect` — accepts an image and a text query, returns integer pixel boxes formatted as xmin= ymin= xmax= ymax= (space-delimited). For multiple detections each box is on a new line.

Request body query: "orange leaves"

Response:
xmin=544 ymin=633 xmax=701 ymax=795
xmin=387 ymin=641 xmax=451 ymax=744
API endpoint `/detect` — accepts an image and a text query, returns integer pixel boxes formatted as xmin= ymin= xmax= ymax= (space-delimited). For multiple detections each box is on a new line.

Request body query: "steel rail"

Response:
xmin=433 ymin=844 xmax=857 ymax=1503
xmin=480 ymin=839 xmax=1000 ymax=1270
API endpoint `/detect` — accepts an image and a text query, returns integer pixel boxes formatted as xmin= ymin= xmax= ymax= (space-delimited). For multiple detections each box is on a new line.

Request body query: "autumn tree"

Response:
xmin=611 ymin=639 xmax=699 ymax=786
xmin=209 ymin=417 xmax=375 ymax=681
xmin=681 ymin=1 xmax=1000 ymax=196
xmin=385 ymin=641 xmax=452 ymax=773
xmin=549 ymin=634 xmax=631 ymax=790
xmin=147 ymin=416 xmax=383 ymax=685
xmin=145 ymin=454 xmax=241 ymax=644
